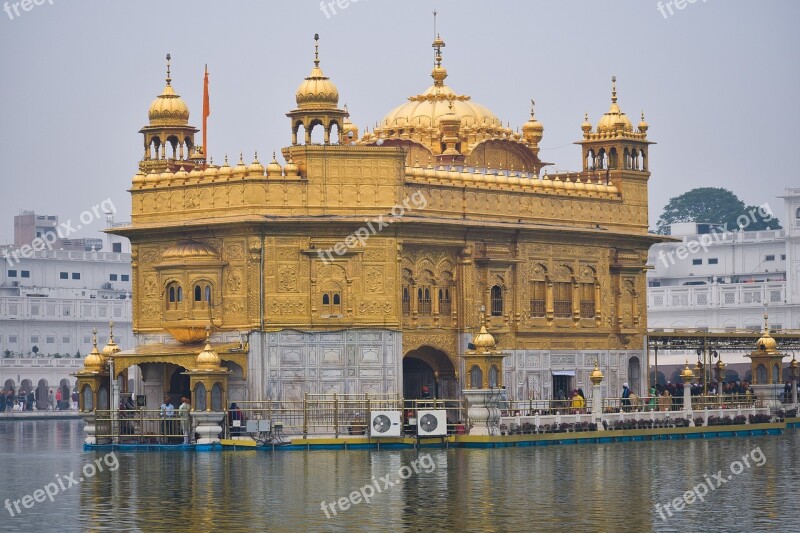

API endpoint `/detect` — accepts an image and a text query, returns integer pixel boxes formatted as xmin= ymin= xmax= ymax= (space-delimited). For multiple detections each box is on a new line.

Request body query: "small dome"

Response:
xmin=196 ymin=340 xmax=222 ymax=369
xmin=218 ymin=156 xmax=233 ymax=178
xmin=158 ymin=168 xmax=174 ymax=183
xmin=148 ymin=84 xmax=190 ymax=126
xmin=680 ymin=361 xmax=695 ymax=382
xmin=638 ymin=111 xmax=649 ymax=133
xmin=756 ymin=331 xmax=778 ymax=353
xmin=173 ymin=166 xmax=189 ymax=181
xmin=83 ymin=334 xmax=106 ymax=372
xmin=233 ymin=154 xmax=248 ymax=178
xmin=266 ymin=152 xmax=283 ymax=177
xmin=132 ymin=170 xmax=146 ymax=185
xmin=145 ymin=169 xmax=160 ymax=184
xmin=248 ymin=153 xmax=264 ymax=176
xmin=204 ymin=164 xmax=219 ymax=179
xmin=188 ymin=166 xmax=204 ymax=179
xmin=596 ymin=76 xmax=633 ymax=134
xmin=102 ymin=334 xmax=121 ymax=357
xmin=295 ymin=35 xmax=339 ymax=109
xmin=589 ymin=360 xmax=604 ymax=384
xmin=342 ymin=114 xmax=359 ymax=143
xmin=472 ymin=325 xmax=496 ymax=350
xmin=284 ymin=155 xmax=299 ymax=176
xmin=162 ymin=240 xmax=220 ymax=261
xmin=581 ymin=112 xmax=592 ymax=134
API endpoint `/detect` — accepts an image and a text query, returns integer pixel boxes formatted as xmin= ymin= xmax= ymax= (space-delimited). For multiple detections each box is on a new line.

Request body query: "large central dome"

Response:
xmin=377 ymin=36 xmax=503 ymax=135
xmin=366 ymin=35 xmax=545 ymax=173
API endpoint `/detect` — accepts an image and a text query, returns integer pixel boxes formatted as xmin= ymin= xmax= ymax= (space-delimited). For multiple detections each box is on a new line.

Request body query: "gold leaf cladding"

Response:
xmin=402 ymin=332 xmax=458 ymax=360
xmin=364 ymin=267 xmax=384 ymax=293
xmin=143 ymin=275 xmax=158 ymax=298
xmin=357 ymin=300 xmax=392 ymax=315
xmin=227 ymin=269 xmax=243 ymax=293
xmin=224 ymin=244 xmax=244 ymax=261
xmin=278 ymin=266 xmax=298 ymax=292
xmin=141 ymin=250 xmax=159 ymax=264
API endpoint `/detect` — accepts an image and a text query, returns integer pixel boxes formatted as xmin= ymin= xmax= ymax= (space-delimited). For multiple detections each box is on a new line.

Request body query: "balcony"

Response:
xmin=648 ymin=281 xmax=786 ymax=309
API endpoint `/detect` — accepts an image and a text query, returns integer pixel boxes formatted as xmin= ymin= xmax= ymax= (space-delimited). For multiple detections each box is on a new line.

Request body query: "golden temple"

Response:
xmin=88 ymin=32 xmax=661 ymax=410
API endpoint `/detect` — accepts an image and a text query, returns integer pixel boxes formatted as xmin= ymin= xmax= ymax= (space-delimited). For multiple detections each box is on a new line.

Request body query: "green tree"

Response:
xmin=655 ymin=187 xmax=781 ymax=234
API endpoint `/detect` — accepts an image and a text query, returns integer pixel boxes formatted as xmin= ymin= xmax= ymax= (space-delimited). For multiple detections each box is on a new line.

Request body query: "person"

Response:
xmin=571 ymin=389 xmax=585 ymax=414
xmin=228 ymin=403 xmax=243 ymax=436
xmin=26 ymin=390 xmax=34 ymax=411
xmin=48 ymin=390 xmax=55 ymax=411
xmin=648 ymin=387 xmax=657 ymax=412
xmin=658 ymin=389 xmax=671 ymax=411
xmin=160 ymin=396 xmax=175 ymax=443
xmin=621 ymin=383 xmax=631 ymax=411
xmin=179 ymin=397 xmax=192 ymax=444
xmin=0 ymin=390 xmax=5 ymax=413
xmin=71 ymin=390 xmax=79 ymax=410
xmin=420 ymin=386 xmax=432 ymax=399
xmin=55 ymin=388 xmax=62 ymax=411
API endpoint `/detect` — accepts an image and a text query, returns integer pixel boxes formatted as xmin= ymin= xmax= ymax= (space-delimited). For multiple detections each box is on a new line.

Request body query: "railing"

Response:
xmin=92 ymin=395 xmax=467 ymax=443
xmin=648 ymin=282 xmax=786 ymax=310
xmin=529 ymin=299 xmax=545 ymax=318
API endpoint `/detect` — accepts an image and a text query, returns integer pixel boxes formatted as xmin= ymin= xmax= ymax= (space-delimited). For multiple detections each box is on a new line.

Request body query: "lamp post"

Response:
xmin=680 ymin=361 xmax=695 ymax=416
xmin=790 ymin=355 xmax=799 ymax=409
xmin=714 ymin=357 xmax=726 ymax=408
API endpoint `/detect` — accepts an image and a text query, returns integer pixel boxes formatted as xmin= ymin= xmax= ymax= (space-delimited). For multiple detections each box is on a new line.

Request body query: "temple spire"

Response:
xmin=314 ymin=33 xmax=320 ymax=67
xmin=166 ymin=53 xmax=172 ymax=86
xmin=611 ymin=75 xmax=617 ymax=104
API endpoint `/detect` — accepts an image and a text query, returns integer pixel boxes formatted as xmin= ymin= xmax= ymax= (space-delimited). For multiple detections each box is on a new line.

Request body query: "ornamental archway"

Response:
xmin=403 ymin=346 xmax=458 ymax=399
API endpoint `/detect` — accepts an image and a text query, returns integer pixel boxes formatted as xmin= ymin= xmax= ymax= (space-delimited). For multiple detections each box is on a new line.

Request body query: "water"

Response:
xmin=0 ymin=421 xmax=796 ymax=532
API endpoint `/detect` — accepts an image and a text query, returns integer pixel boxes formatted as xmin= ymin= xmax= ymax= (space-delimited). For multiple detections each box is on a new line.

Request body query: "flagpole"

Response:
xmin=203 ymin=64 xmax=209 ymax=169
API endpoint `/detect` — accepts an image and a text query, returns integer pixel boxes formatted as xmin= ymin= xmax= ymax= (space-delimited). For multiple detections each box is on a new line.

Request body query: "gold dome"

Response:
xmin=756 ymin=331 xmax=778 ymax=353
xmin=376 ymin=36 xmax=504 ymax=143
xmin=638 ymin=111 xmax=649 ymax=133
xmin=266 ymin=152 xmax=283 ymax=177
xmin=218 ymin=156 xmax=233 ymax=178
xmin=233 ymin=154 xmax=248 ymax=178
xmin=132 ymin=170 xmax=146 ymax=185
xmin=589 ymin=360 xmax=604 ymax=384
xmin=162 ymin=240 xmax=219 ymax=261
xmin=196 ymin=339 xmax=222 ymax=370
xmin=284 ymin=155 xmax=299 ymax=176
xmin=295 ymin=34 xmax=339 ymax=110
xmin=472 ymin=325 xmax=496 ymax=350
xmin=680 ymin=361 xmax=695 ymax=382
xmin=521 ymin=100 xmax=544 ymax=145
xmin=148 ymin=56 xmax=189 ymax=126
xmin=248 ymin=152 xmax=264 ymax=176
xmin=581 ymin=112 xmax=592 ymax=134
xmin=596 ymin=76 xmax=633 ymax=134
xmin=342 ymin=106 xmax=359 ymax=142
xmin=102 ymin=322 xmax=121 ymax=357
xmin=83 ymin=331 xmax=106 ymax=372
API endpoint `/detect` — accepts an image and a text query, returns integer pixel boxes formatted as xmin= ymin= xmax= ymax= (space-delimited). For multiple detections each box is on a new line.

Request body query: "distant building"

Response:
xmin=0 ymin=212 xmax=132 ymax=399
xmin=647 ymin=193 xmax=797 ymax=374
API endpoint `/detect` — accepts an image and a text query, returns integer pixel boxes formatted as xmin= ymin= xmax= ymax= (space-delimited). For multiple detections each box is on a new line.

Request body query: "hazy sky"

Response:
xmin=0 ymin=0 xmax=797 ymax=243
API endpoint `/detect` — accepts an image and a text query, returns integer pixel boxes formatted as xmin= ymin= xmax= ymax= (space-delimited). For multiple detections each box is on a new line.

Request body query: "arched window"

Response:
xmin=402 ymin=286 xmax=410 ymax=315
xmin=491 ymin=285 xmax=503 ymax=317
xmin=628 ymin=356 xmax=641 ymax=395
xmin=418 ymin=287 xmax=432 ymax=315
xmin=772 ymin=364 xmax=780 ymax=384
xmin=756 ymin=364 xmax=767 ymax=384
xmin=554 ymin=282 xmax=572 ymax=318
xmin=530 ymin=280 xmax=546 ymax=317
xmin=205 ymin=285 xmax=212 ymax=303
xmin=438 ymin=288 xmax=451 ymax=316
xmin=321 ymin=286 xmax=342 ymax=315
xmin=488 ymin=365 xmax=499 ymax=388
xmin=580 ymin=282 xmax=596 ymax=318
xmin=194 ymin=285 xmax=202 ymax=302
xmin=470 ymin=365 xmax=483 ymax=389
xmin=166 ymin=282 xmax=182 ymax=310
xmin=192 ymin=283 xmax=213 ymax=309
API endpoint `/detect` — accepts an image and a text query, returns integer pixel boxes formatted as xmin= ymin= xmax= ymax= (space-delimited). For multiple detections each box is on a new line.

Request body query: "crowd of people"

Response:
xmin=0 ymin=387 xmax=78 ymax=412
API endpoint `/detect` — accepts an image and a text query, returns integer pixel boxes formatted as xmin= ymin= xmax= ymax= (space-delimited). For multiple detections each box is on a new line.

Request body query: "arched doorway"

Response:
xmin=168 ymin=367 xmax=190 ymax=405
xmin=403 ymin=346 xmax=457 ymax=399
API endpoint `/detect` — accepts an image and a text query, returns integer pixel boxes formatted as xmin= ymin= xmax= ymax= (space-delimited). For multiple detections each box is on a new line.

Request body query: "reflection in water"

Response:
xmin=0 ymin=420 xmax=796 ymax=532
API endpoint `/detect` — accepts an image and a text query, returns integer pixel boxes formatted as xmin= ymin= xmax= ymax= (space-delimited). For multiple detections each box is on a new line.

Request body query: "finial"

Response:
xmin=641 ymin=110 xmax=645 ymax=121
xmin=314 ymin=33 xmax=320 ymax=67
xmin=272 ymin=150 xmax=277 ymax=161
xmin=165 ymin=53 xmax=172 ymax=86
xmin=239 ymin=152 xmax=244 ymax=164
xmin=254 ymin=150 xmax=259 ymax=162
xmin=530 ymin=99 xmax=536 ymax=118
xmin=224 ymin=154 xmax=228 ymax=165
xmin=209 ymin=156 xmax=214 ymax=165
xmin=611 ymin=75 xmax=617 ymax=104
xmin=584 ymin=112 xmax=589 ymax=122
xmin=108 ymin=321 xmax=115 ymax=342
xmin=91 ymin=328 xmax=98 ymax=348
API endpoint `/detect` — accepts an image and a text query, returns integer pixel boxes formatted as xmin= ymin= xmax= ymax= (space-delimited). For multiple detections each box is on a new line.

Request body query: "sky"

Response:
xmin=0 ymin=0 xmax=798 ymax=243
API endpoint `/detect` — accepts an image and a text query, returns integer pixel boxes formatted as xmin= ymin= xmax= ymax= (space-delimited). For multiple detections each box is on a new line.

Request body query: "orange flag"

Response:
xmin=202 ymin=65 xmax=210 ymax=166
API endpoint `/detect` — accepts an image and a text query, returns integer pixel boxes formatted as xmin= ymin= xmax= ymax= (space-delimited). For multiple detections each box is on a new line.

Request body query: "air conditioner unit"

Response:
xmin=370 ymin=411 xmax=402 ymax=437
xmin=417 ymin=410 xmax=447 ymax=437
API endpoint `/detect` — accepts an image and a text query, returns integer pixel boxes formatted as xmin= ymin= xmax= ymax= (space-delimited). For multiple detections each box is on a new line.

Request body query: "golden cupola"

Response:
xmin=102 ymin=322 xmax=121 ymax=357
xmin=83 ymin=330 xmax=106 ymax=372
xmin=138 ymin=54 xmax=199 ymax=174
xmin=287 ymin=34 xmax=348 ymax=146
xmin=341 ymin=105 xmax=359 ymax=143
xmin=521 ymin=100 xmax=544 ymax=150
xmin=595 ymin=76 xmax=633 ymax=135
xmin=370 ymin=34 xmax=546 ymax=174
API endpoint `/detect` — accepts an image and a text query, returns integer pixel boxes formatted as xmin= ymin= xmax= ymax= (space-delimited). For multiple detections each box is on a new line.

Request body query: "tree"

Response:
xmin=655 ymin=187 xmax=781 ymax=234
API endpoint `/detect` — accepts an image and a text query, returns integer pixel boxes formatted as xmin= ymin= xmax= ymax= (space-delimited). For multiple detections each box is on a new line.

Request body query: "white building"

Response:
xmin=0 ymin=213 xmax=133 ymax=399
xmin=646 ymin=190 xmax=799 ymax=369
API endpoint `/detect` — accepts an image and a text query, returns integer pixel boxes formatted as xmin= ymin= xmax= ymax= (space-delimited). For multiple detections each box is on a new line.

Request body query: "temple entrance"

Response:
xmin=403 ymin=346 xmax=458 ymax=399
xmin=168 ymin=367 xmax=190 ymax=405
